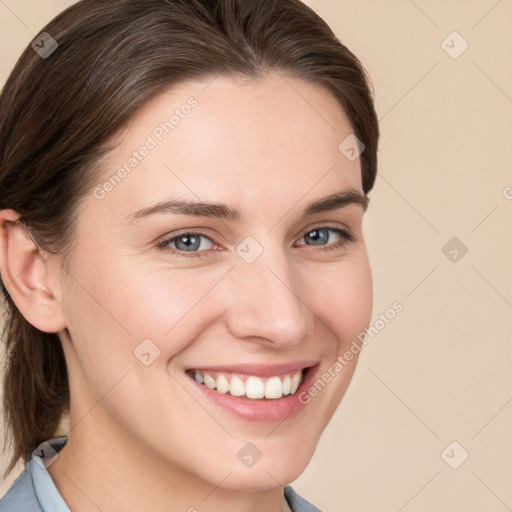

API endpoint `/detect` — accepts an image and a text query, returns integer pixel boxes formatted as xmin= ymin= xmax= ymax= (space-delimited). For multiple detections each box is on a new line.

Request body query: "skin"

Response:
xmin=0 ymin=72 xmax=372 ymax=511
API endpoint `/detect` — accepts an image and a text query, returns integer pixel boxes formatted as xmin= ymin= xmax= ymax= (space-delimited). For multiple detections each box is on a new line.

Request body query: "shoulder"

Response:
xmin=0 ymin=462 xmax=41 ymax=511
xmin=284 ymin=485 xmax=323 ymax=512
xmin=0 ymin=437 xmax=69 ymax=512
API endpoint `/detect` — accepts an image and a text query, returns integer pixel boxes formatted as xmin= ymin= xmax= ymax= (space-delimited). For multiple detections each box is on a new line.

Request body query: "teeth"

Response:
xmin=193 ymin=370 xmax=303 ymax=400
xmin=216 ymin=375 xmax=230 ymax=394
xmin=265 ymin=377 xmax=283 ymax=399
xmin=282 ymin=375 xmax=291 ymax=395
xmin=246 ymin=376 xmax=265 ymax=399
xmin=230 ymin=376 xmax=245 ymax=397
xmin=204 ymin=374 xmax=216 ymax=389
xmin=290 ymin=372 xmax=301 ymax=394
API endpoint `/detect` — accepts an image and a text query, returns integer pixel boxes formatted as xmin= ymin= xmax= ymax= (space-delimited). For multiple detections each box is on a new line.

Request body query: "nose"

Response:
xmin=224 ymin=247 xmax=311 ymax=349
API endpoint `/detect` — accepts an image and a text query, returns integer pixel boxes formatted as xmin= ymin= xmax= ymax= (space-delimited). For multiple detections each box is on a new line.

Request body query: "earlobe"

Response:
xmin=0 ymin=209 xmax=67 ymax=333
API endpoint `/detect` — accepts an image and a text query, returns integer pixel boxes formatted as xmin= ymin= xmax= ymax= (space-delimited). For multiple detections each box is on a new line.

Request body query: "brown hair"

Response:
xmin=0 ymin=0 xmax=379 ymax=475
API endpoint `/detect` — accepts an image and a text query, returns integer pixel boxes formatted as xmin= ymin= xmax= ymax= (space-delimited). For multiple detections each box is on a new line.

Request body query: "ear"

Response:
xmin=0 ymin=209 xmax=67 ymax=333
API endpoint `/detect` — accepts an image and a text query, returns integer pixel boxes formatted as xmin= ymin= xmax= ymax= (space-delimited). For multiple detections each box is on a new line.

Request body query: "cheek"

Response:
xmin=60 ymin=254 xmax=226 ymax=437
xmin=114 ymin=265 xmax=231 ymax=352
xmin=65 ymin=250 xmax=227 ymax=356
xmin=306 ymin=252 xmax=373 ymax=350
xmin=340 ymin=260 xmax=373 ymax=340
xmin=297 ymin=253 xmax=372 ymax=415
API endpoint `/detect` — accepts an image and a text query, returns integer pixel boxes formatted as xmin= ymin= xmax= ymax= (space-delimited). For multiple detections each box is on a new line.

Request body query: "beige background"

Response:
xmin=1 ymin=1 xmax=511 ymax=510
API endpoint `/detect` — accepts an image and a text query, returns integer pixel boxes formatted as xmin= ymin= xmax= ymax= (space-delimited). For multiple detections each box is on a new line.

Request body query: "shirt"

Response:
xmin=0 ymin=437 xmax=321 ymax=512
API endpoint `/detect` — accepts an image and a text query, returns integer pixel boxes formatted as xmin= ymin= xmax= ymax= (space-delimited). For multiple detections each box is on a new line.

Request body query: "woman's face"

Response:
xmin=53 ymin=73 xmax=372 ymax=490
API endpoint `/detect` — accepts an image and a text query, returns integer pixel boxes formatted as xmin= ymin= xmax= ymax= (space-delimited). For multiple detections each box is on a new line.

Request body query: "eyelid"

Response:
xmin=297 ymin=221 xmax=351 ymax=238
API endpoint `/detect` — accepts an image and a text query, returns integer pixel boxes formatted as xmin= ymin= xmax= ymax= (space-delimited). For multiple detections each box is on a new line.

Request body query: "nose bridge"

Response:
xmin=226 ymin=243 xmax=310 ymax=346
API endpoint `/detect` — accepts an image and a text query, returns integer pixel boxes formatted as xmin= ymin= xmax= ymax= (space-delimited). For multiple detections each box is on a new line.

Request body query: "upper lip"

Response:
xmin=185 ymin=360 xmax=319 ymax=377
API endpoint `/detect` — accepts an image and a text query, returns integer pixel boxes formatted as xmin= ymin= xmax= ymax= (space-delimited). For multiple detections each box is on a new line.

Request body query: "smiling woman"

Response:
xmin=0 ymin=1 xmax=379 ymax=511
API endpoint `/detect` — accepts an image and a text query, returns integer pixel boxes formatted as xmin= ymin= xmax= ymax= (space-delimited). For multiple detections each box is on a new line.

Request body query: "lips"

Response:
xmin=183 ymin=362 xmax=319 ymax=423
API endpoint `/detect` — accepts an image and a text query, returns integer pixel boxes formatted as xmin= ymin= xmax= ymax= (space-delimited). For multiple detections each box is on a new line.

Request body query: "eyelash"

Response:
xmin=157 ymin=227 xmax=355 ymax=259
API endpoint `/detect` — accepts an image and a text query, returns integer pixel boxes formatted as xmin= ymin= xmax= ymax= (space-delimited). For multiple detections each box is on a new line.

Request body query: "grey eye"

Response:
xmin=303 ymin=228 xmax=331 ymax=245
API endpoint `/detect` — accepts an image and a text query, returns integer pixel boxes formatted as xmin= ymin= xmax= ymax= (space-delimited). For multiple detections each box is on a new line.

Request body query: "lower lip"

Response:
xmin=186 ymin=366 xmax=319 ymax=423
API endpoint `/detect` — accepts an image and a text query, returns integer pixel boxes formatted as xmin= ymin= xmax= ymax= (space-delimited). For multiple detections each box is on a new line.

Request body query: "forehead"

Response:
xmin=90 ymin=73 xmax=363 ymax=223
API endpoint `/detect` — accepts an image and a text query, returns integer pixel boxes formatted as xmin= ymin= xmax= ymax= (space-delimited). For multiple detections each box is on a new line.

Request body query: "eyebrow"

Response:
xmin=125 ymin=188 xmax=369 ymax=224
